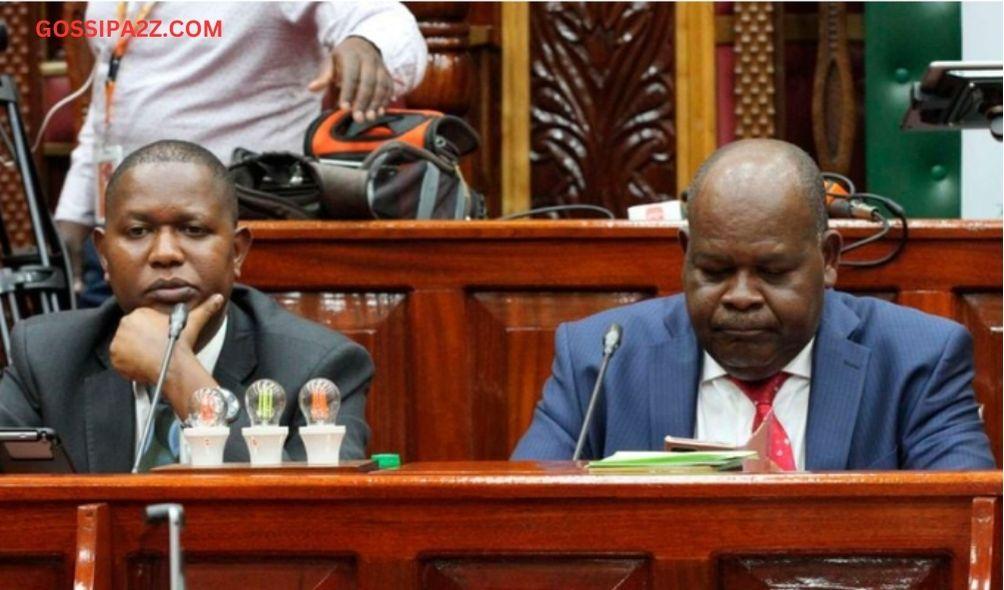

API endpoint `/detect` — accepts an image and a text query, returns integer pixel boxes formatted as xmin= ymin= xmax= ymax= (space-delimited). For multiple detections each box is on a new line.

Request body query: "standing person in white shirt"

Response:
xmin=54 ymin=2 xmax=428 ymax=305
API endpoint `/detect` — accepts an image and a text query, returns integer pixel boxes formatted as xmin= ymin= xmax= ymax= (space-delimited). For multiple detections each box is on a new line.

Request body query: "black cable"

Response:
xmin=822 ymin=171 xmax=856 ymax=197
xmin=840 ymin=215 xmax=890 ymax=255
xmin=839 ymin=193 xmax=909 ymax=267
xmin=500 ymin=204 xmax=615 ymax=220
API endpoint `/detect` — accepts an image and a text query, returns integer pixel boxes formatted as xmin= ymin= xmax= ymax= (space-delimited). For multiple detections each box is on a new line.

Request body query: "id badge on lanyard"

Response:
xmin=95 ymin=1 xmax=155 ymax=225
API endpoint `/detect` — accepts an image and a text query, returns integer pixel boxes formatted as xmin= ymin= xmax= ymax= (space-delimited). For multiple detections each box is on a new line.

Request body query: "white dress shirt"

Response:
xmin=694 ymin=339 xmax=814 ymax=470
xmin=133 ymin=316 xmax=229 ymax=457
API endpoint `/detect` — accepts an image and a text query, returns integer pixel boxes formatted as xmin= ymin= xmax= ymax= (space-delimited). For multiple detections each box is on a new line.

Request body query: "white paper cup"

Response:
xmin=182 ymin=426 xmax=230 ymax=467
xmin=242 ymin=425 xmax=288 ymax=466
xmin=299 ymin=424 xmax=346 ymax=466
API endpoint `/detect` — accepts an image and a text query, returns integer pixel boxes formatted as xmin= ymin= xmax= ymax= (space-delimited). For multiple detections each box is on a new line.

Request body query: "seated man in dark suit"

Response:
xmin=513 ymin=138 xmax=994 ymax=470
xmin=0 ymin=140 xmax=373 ymax=472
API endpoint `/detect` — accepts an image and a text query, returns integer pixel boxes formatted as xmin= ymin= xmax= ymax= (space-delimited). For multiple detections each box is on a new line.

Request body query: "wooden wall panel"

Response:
xmin=959 ymin=293 xmax=1003 ymax=467
xmin=240 ymin=220 xmax=1002 ymax=461
xmin=0 ymin=558 xmax=66 ymax=590
xmin=718 ymin=555 xmax=949 ymax=589
xmin=269 ymin=292 xmax=412 ymax=459
xmin=468 ymin=291 xmax=649 ymax=458
xmin=529 ymin=3 xmax=676 ymax=216
xmin=129 ymin=555 xmax=357 ymax=590
xmin=421 ymin=556 xmax=649 ymax=590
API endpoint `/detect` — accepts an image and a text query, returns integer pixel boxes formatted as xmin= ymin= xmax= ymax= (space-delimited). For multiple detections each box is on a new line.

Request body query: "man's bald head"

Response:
xmin=686 ymin=139 xmax=827 ymax=236
xmin=679 ymin=139 xmax=841 ymax=381
xmin=104 ymin=139 xmax=238 ymax=224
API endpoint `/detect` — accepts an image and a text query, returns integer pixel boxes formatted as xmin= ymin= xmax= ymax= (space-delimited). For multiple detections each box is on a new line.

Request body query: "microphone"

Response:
xmin=168 ymin=301 xmax=189 ymax=340
xmin=824 ymin=179 xmax=879 ymax=220
xmin=573 ymin=323 xmax=622 ymax=461
xmin=132 ymin=302 xmax=189 ymax=473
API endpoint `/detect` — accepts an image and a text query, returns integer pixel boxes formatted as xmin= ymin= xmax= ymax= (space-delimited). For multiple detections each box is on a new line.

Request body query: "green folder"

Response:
xmin=588 ymin=450 xmax=756 ymax=472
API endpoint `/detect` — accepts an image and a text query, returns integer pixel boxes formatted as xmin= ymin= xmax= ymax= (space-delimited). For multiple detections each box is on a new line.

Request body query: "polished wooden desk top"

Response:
xmin=0 ymin=462 xmax=998 ymax=500
xmin=243 ymin=218 xmax=1001 ymax=240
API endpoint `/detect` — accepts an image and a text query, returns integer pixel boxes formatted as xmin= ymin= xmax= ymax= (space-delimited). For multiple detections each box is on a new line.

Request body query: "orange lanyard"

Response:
xmin=104 ymin=1 xmax=156 ymax=128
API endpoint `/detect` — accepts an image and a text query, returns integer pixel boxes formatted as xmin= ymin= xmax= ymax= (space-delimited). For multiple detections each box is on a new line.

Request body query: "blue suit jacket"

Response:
xmin=512 ymin=290 xmax=995 ymax=469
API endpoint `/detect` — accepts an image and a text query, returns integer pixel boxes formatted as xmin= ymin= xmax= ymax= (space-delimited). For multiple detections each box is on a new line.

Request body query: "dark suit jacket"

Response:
xmin=512 ymin=290 xmax=995 ymax=469
xmin=0 ymin=285 xmax=374 ymax=472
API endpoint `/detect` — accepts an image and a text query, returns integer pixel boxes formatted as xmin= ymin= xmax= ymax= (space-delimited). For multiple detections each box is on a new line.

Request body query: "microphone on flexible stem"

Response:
xmin=572 ymin=323 xmax=622 ymax=461
xmin=131 ymin=302 xmax=189 ymax=473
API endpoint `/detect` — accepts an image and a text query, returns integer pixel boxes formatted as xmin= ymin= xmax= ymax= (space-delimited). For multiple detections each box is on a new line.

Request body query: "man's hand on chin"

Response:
xmin=109 ymin=294 xmax=225 ymax=419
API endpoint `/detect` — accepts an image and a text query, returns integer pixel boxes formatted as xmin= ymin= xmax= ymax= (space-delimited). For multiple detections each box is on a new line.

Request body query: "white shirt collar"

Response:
xmin=701 ymin=337 xmax=814 ymax=383
xmin=195 ymin=313 xmax=228 ymax=374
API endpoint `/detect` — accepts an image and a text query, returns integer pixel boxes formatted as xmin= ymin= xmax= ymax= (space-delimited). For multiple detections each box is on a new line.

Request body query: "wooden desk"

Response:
xmin=0 ymin=464 xmax=999 ymax=589
xmin=239 ymin=220 xmax=1003 ymax=463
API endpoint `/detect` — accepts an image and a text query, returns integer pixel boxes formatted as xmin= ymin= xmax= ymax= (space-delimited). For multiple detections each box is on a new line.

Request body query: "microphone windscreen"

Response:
xmin=168 ymin=302 xmax=189 ymax=339
xmin=603 ymin=323 xmax=622 ymax=355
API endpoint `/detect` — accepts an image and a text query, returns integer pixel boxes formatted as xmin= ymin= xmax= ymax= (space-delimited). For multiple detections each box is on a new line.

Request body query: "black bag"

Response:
xmin=229 ymin=150 xmax=321 ymax=220
xmin=230 ymin=140 xmax=486 ymax=221
xmin=327 ymin=141 xmax=483 ymax=220
xmin=305 ymin=108 xmax=480 ymax=162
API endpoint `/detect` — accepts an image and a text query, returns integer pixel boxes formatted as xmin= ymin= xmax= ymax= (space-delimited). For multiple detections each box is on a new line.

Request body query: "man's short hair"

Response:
xmin=686 ymin=139 xmax=828 ymax=235
xmin=104 ymin=139 xmax=238 ymax=224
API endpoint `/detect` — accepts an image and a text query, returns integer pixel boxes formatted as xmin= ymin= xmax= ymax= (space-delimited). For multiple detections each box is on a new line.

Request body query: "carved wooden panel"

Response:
xmin=422 ymin=556 xmax=649 ymax=590
xmin=812 ymin=2 xmax=857 ymax=174
xmin=733 ymin=2 xmax=779 ymax=139
xmin=269 ymin=292 xmax=411 ymax=459
xmin=718 ymin=555 xmax=950 ymax=589
xmin=129 ymin=555 xmax=356 ymax=590
xmin=0 ymin=3 xmax=44 ymax=252
xmin=0 ymin=558 xmax=66 ymax=590
xmin=468 ymin=291 xmax=650 ymax=458
xmin=529 ymin=3 xmax=676 ymax=216
xmin=959 ymin=293 xmax=1003 ymax=466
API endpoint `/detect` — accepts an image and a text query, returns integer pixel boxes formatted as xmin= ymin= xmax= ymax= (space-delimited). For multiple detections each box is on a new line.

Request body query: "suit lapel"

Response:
xmin=213 ymin=302 xmax=258 ymax=462
xmin=804 ymin=292 xmax=871 ymax=470
xmin=648 ymin=300 xmax=701 ymax=449
xmin=84 ymin=342 xmax=135 ymax=473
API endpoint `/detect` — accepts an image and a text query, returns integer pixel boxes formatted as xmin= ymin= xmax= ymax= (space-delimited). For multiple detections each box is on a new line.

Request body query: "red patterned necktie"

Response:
xmin=728 ymin=372 xmax=796 ymax=471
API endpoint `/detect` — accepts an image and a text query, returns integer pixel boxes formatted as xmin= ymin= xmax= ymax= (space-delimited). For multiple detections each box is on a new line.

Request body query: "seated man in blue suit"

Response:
xmin=512 ymin=138 xmax=994 ymax=470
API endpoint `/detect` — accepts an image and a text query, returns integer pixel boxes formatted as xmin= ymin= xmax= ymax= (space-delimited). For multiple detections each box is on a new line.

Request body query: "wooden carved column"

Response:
xmin=529 ymin=3 xmax=676 ymax=217
xmin=733 ymin=2 xmax=783 ymax=139
xmin=0 ymin=2 xmax=44 ymax=251
xmin=406 ymin=2 xmax=502 ymax=215
xmin=812 ymin=2 xmax=856 ymax=175
xmin=407 ymin=3 xmax=473 ymax=116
